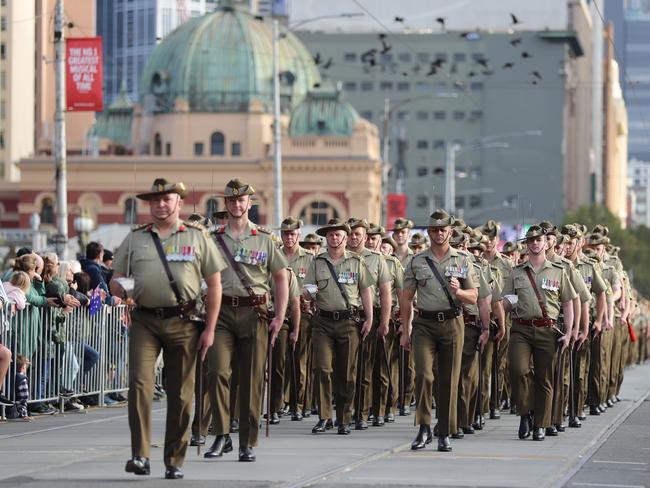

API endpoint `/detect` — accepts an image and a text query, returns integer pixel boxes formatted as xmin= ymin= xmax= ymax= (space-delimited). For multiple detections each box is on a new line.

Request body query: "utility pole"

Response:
xmin=272 ymin=19 xmax=283 ymax=229
xmin=54 ymin=0 xmax=68 ymax=259
xmin=381 ymin=97 xmax=390 ymax=226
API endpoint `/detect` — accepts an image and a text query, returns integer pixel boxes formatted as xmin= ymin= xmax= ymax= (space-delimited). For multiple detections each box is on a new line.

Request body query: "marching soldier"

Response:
xmin=401 ymin=210 xmax=479 ymax=452
xmin=279 ymin=217 xmax=315 ymax=420
xmin=346 ymin=218 xmax=392 ymax=430
xmin=110 ymin=178 xmax=227 ymax=479
xmin=304 ymin=219 xmax=374 ymax=435
xmin=300 ymin=233 xmax=322 ymax=255
xmin=204 ymin=178 xmax=289 ymax=462
xmin=409 ymin=233 xmax=429 ymax=254
xmin=502 ymin=225 xmax=576 ymax=442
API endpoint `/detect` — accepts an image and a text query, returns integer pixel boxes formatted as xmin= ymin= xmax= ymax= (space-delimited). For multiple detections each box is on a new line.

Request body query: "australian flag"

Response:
xmin=89 ymin=286 xmax=102 ymax=317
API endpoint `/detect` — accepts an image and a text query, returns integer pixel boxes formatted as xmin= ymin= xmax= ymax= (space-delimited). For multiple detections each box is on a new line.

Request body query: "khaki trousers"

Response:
xmin=588 ymin=331 xmax=603 ymax=406
xmin=311 ymin=315 xmax=360 ymax=426
xmin=412 ymin=316 xmax=463 ymax=436
xmin=287 ymin=315 xmax=312 ymax=413
xmin=508 ymin=323 xmax=557 ymax=428
xmin=599 ymin=327 xmax=613 ymax=404
xmin=359 ymin=317 xmax=379 ymax=419
xmin=575 ymin=336 xmax=590 ymax=415
xmin=208 ymin=304 xmax=268 ymax=448
xmin=372 ymin=324 xmax=395 ymax=418
xmin=191 ymin=357 xmax=212 ymax=436
xmin=457 ymin=325 xmax=480 ymax=428
xmin=128 ymin=310 xmax=199 ymax=468
xmin=270 ymin=324 xmax=289 ymax=414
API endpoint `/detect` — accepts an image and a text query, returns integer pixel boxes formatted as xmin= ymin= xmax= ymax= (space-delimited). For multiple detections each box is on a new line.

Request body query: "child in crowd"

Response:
xmin=14 ymin=355 xmax=33 ymax=421
xmin=2 ymin=271 xmax=31 ymax=310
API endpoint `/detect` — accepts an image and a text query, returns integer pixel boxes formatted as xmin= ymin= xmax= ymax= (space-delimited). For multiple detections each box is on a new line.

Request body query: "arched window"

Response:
xmin=154 ymin=132 xmax=162 ymax=155
xmin=124 ymin=197 xmax=137 ymax=225
xmin=205 ymin=198 xmax=219 ymax=218
xmin=210 ymin=131 xmax=225 ymax=155
xmin=40 ymin=198 xmax=55 ymax=225
xmin=299 ymin=201 xmax=339 ymax=226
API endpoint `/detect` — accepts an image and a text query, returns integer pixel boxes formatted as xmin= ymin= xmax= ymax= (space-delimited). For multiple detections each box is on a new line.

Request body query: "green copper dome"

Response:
xmin=289 ymin=89 xmax=359 ymax=136
xmin=140 ymin=5 xmax=320 ymax=113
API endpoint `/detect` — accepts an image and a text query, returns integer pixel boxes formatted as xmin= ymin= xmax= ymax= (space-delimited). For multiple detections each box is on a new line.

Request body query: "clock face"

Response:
xmin=151 ymin=70 xmax=170 ymax=96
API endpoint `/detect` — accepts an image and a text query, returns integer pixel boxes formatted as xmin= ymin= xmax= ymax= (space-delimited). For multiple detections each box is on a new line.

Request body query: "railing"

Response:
xmin=1 ymin=302 xmax=135 ymax=417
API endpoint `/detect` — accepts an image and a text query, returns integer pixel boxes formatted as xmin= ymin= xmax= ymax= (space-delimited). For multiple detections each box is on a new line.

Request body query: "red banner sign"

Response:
xmin=66 ymin=37 xmax=103 ymax=112
xmin=387 ymin=193 xmax=407 ymax=228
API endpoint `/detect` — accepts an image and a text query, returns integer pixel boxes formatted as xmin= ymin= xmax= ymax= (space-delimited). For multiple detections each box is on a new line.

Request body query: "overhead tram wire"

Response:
xmin=592 ymin=0 xmax=650 ymax=148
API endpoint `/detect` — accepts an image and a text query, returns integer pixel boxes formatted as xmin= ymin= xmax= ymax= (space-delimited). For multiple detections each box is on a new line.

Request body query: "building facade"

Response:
xmin=628 ymin=159 xmax=650 ymax=227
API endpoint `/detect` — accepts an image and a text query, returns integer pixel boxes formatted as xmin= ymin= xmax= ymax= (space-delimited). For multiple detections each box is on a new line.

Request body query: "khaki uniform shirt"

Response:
xmin=113 ymin=220 xmax=227 ymax=308
xmin=600 ymin=262 xmax=620 ymax=309
xmin=486 ymin=251 xmax=513 ymax=290
xmin=574 ymin=256 xmax=607 ymax=313
xmin=305 ymin=250 xmax=373 ymax=311
xmin=384 ymin=254 xmax=404 ymax=310
xmin=463 ymin=260 xmax=492 ymax=316
xmin=396 ymin=248 xmax=414 ymax=269
xmin=282 ymin=246 xmax=313 ymax=288
xmin=358 ymin=248 xmax=392 ymax=307
xmin=550 ymin=254 xmax=592 ymax=304
xmin=212 ymin=221 xmax=288 ymax=297
xmin=404 ymin=247 xmax=479 ymax=312
xmin=503 ymin=260 xmax=577 ymax=321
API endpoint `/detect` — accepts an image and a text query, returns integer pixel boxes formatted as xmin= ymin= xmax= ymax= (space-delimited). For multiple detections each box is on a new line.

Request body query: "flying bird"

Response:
xmin=436 ymin=17 xmax=445 ymax=28
xmin=254 ymin=15 xmax=264 ymax=22
xmin=323 ymin=58 xmax=333 ymax=70
xmin=394 ymin=16 xmax=404 ymax=22
xmin=361 ymin=49 xmax=377 ymax=63
xmin=426 ymin=64 xmax=438 ymax=76
xmin=502 ymin=62 xmax=514 ymax=69
xmin=521 ymin=51 xmax=532 ymax=58
xmin=433 ymin=58 xmax=445 ymax=68
xmin=510 ymin=37 xmax=522 ymax=46
xmin=402 ymin=71 xmax=409 ymax=77
xmin=476 ymin=58 xmax=489 ymax=68
xmin=510 ymin=13 xmax=520 ymax=25
xmin=531 ymin=70 xmax=543 ymax=80
xmin=380 ymin=40 xmax=392 ymax=54
xmin=378 ymin=33 xmax=387 ymax=40
xmin=467 ymin=71 xmax=477 ymax=77
xmin=313 ymin=53 xmax=321 ymax=65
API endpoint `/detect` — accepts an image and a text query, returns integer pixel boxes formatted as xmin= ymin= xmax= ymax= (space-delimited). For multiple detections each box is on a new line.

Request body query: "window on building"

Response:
xmin=455 ymin=196 xmax=465 ymax=209
xmin=0 ymin=101 xmax=4 ymax=120
xmin=434 ymin=196 xmax=444 ymax=207
xmin=453 ymin=53 xmax=466 ymax=62
xmin=433 ymin=81 xmax=448 ymax=91
xmin=0 ymin=130 xmax=4 ymax=149
xmin=0 ymin=43 xmax=5 ymax=60
xmin=433 ymin=140 xmax=445 ymax=149
xmin=360 ymin=110 xmax=372 ymax=121
xmin=380 ymin=81 xmax=393 ymax=91
xmin=470 ymin=110 xmax=483 ymax=120
xmin=210 ymin=131 xmax=225 ymax=155
xmin=416 ymin=140 xmax=428 ymax=149
xmin=396 ymin=111 xmax=409 ymax=121
xmin=0 ymin=16 xmax=6 ymax=32
xmin=381 ymin=53 xmax=392 ymax=63
xmin=124 ymin=197 xmax=137 ymax=224
xmin=165 ymin=142 xmax=171 ymax=156
xmin=398 ymin=52 xmax=411 ymax=62
xmin=117 ymin=12 xmax=123 ymax=48
xmin=416 ymin=111 xmax=429 ymax=120
xmin=343 ymin=81 xmax=357 ymax=91
xmin=344 ymin=53 xmax=357 ymax=62
xmin=299 ymin=201 xmax=339 ymax=225
xmin=397 ymin=81 xmax=410 ymax=92
xmin=205 ymin=198 xmax=219 ymax=218
xmin=470 ymin=81 xmax=484 ymax=91
xmin=231 ymin=142 xmax=241 ymax=156
xmin=434 ymin=111 xmax=446 ymax=120
xmin=435 ymin=53 xmax=448 ymax=62
xmin=417 ymin=52 xmax=429 ymax=62
xmin=40 ymin=198 xmax=55 ymax=225
xmin=127 ymin=10 xmax=135 ymax=47
xmin=194 ymin=142 xmax=204 ymax=156
xmin=361 ymin=81 xmax=373 ymax=91
xmin=471 ymin=53 xmax=485 ymax=62
xmin=416 ymin=195 xmax=428 ymax=208
xmin=453 ymin=111 xmax=466 ymax=120
xmin=154 ymin=133 xmax=162 ymax=155
xmin=415 ymin=81 xmax=429 ymax=92
xmin=469 ymin=195 xmax=482 ymax=208
xmin=417 ymin=167 xmax=428 ymax=177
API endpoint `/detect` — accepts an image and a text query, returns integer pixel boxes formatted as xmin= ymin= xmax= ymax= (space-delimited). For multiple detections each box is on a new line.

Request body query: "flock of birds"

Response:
xmin=307 ymin=12 xmax=547 ymax=87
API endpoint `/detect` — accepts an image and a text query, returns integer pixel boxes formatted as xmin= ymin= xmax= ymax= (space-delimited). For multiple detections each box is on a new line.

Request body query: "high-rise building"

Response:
xmin=96 ymin=0 xmax=219 ymax=107
xmin=0 ymin=1 xmax=35 ymax=182
xmin=628 ymin=159 xmax=650 ymax=227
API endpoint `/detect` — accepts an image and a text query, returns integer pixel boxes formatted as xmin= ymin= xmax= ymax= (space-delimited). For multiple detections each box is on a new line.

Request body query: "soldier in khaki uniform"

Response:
xmin=300 ymin=233 xmax=322 ymax=255
xmin=561 ymin=224 xmax=607 ymax=427
xmin=401 ymin=210 xmax=479 ymax=453
xmin=110 ymin=178 xmax=227 ymax=479
xmin=366 ymin=223 xmax=403 ymax=425
xmin=346 ymin=218 xmax=392 ymax=430
xmin=204 ymin=178 xmax=288 ymax=463
xmin=502 ymin=225 xmax=577 ymax=442
xmin=391 ymin=218 xmax=416 ymax=416
xmin=409 ymin=233 xmax=429 ymax=254
xmin=279 ymin=216 xmax=314 ymax=421
xmin=304 ymin=219 xmax=374 ymax=435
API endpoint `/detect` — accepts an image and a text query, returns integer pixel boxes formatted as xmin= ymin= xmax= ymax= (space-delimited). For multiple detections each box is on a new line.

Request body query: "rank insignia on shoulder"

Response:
xmin=254 ymin=226 xmax=272 ymax=235
xmin=132 ymin=223 xmax=150 ymax=231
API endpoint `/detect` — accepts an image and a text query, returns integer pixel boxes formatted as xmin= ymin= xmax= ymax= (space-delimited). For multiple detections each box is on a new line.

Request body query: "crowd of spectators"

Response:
xmin=0 ymin=241 xmax=128 ymax=419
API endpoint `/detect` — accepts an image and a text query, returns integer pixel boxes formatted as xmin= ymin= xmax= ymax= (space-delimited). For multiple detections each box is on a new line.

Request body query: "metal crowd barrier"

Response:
xmin=0 ymin=302 xmax=139 ymax=418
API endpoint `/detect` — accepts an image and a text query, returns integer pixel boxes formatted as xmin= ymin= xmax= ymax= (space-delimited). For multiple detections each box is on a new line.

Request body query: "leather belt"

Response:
xmin=515 ymin=318 xmax=556 ymax=328
xmin=138 ymin=300 xmax=196 ymax=320
xmin=222 ymin=294 xmax=267 ymax=308
xmin=318 ymin=309 xmax=355 ymax=321
xmin=418 ymin=308 xmax=461 ymax=322
xmin=463 ymin=312 xmax=478 ymax=327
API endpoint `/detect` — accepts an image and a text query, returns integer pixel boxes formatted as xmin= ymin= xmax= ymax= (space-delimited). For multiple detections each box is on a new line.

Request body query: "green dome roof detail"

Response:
xmin=90 ymin=82 xmax=133 ymax=146
xmin=289 ymin=89 xmax=359 ymax=137
xmin=140 ymin=5 xmax=321 ymax=113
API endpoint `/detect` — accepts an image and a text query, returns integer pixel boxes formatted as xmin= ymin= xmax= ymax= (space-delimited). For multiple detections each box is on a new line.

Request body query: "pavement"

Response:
xmin=1 ymin=361 xmax=649 ymax=488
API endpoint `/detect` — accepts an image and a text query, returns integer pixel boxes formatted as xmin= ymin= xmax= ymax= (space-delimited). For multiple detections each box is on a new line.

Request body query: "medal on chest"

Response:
xmin=445 ymin=265 xmax=468 ymax=279
xmin=165 ymin=244 xmax=196 ymax=262
xmin=583 ymin=275 xmax=592 ymax=287
xmin=298 ymin=267 xmax=307 ymax=279
xmin=235 ymin=247 xmax=267 ymax=266
xmin=541 ymin=277 xmax=559 ymax=292
xmin=338 ymin=271 xmax=357 ymax=284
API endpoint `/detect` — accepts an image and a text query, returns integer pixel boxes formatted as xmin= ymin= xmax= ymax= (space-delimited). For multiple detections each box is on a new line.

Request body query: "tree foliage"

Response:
xmin=563 ymin=205 xmax=650 ymax=297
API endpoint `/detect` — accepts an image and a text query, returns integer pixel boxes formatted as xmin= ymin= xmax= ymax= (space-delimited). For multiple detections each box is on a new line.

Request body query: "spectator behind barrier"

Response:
xmin=81 ymin=242 xmax=121 ymax=306
xmin=2 ymin=271 xmax=31 ymax=311
xmin=14 ymin=354 xmax=32 ymax=421
xmin=0 ymin=281 xmax=12 ymax=405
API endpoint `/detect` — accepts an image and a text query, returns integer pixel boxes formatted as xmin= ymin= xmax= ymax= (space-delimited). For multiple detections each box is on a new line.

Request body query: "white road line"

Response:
xmin=592 ymin=460 xmax=648 ymax=465
xmin=571 ymin=483 xmax=646 ymax=488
